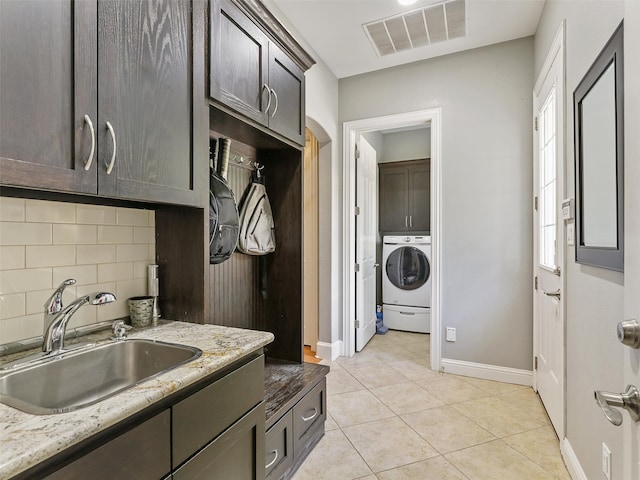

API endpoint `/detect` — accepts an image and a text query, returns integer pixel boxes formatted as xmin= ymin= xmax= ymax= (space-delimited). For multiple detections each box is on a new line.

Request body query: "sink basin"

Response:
xmin=0 ymin=339 xmax=202 ymax=415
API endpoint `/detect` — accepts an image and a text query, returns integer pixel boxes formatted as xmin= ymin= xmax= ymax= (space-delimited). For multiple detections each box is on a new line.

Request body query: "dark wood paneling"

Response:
xmin=0 ymin=0 xmax=97 ymax=194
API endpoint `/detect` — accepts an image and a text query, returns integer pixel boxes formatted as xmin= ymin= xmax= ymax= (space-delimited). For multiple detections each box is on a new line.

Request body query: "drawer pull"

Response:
xmin=265 ymin=449 xmax=279 ymax=469
xmin=83 ymin=115 xmax=95 ymax=171
xmin=105 ymin=121 xmax=116 ymax=175
xmin=301 ymin=407 xmax=318 ymax=422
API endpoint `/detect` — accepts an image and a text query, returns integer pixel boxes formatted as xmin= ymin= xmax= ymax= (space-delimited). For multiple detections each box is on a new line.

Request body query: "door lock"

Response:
xmin=617 ymin=319 xmax=640 ymax=348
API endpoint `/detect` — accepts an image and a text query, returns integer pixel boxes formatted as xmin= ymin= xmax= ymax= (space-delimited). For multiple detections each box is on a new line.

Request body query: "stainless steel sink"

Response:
xmin=0 ymin=339 xmax=202 ymax=415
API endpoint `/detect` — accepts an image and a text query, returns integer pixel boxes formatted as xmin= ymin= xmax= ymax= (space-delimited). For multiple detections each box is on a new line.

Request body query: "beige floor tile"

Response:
xmin=384 ymin=330 xmax=430 ymax=345
xmin=503 ymin=426 xmax=571 ymax=479
xmin=403 ymin=342 xmax=430 ymax=358
xmin=416 ymin=375 xmax=492 ymax=404
xmin=401 ymin=406 xmax=496 ymax=454
xmin=452 ymin=396 xmax=547 ymax=438
xmin=388 ymin=357 xmax=439 ymax=381
xmin=445 ymin=440 xmax=557 ymax=480
xmin=336 ymin=352 xmax=387 ymax=371
xmin=327 ymin=369 xmax=367 ymax=396
xmin=290 ymin=429 xmax=373 ymax=480
xmin=343 ymin=416 xmax=439 ymax=473
xmin=370 ymin=344 xmax=421 ymax=363
xmin=348 ymin=364 xmax=411 ymax=388
xmin=319 ymin=358 xmax=344 ymax=371
xmin=499 ymin=388 xmax=550 ymax=424
xmin=463 ymin=376 xmax=528 ymax=395
xmin=355 ymin=476 xmax=377 ymax=480
xmin=325 ymin=413 xmax=339 ymax=431
xmin=376 ymin=456 xmax=471 ymax=480
xmin=329 ymin=389 xmax=396 ymax=427
xmin=370 ymin=382 xmax=443 ymax=415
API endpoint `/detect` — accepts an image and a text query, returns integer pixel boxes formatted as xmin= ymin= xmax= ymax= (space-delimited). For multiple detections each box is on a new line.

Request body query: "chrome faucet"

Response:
xmin=42 ymin=280 xmax=116 ymax=355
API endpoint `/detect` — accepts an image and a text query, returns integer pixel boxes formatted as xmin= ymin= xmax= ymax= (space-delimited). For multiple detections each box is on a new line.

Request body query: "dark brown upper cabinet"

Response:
xmin=379 ymin=159 xmax=430 ymax=233
xmin=0 ymin=0 xmax=206 ymax=207
xmin=210 ymin=0 xmax=312 ymax=146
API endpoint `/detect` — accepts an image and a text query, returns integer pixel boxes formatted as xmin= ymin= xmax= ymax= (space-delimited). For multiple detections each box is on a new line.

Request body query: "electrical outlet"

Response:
xmin=602 ymin=442 xmax=611 ymax=480
xmin=446 ymin=327 xmax=456 ymax=342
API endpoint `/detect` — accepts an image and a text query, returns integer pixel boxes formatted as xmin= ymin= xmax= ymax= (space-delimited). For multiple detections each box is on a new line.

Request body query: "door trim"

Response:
xmin=342 ymin=108 xmax=442 ymax=371
xmin=532 ymin=20 xmax=566 ymax=440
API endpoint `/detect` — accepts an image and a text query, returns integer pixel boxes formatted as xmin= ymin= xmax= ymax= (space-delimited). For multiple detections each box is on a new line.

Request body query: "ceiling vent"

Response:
xmin=364 ymin=0 xmax=466 ymax=57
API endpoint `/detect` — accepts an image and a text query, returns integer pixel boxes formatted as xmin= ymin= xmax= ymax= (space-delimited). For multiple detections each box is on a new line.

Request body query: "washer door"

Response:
xmin=385 ymin=246 xmax=430 ymax=290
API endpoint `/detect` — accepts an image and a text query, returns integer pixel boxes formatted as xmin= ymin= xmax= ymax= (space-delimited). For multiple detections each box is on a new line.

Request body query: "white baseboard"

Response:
xmin=440 ymin=358 xmax=533 ymax=386
xmin=561 ymin=438 xmax=587 ymax=480
xmin=316 ymin=340 xmax=342 ymax=361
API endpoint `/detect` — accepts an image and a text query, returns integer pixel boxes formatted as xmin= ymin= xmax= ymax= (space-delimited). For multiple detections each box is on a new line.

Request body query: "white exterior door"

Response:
xmin=355 ymin=137 xmax=377 ymax=351
xmin=533 ymin=26 xmax=565 ymax=439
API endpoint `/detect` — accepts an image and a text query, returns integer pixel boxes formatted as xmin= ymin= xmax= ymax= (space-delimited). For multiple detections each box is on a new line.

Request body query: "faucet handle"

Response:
xmin=112 ymin=320 xmax=131 ymax=341
xmin=44 ymin=279 xmax=76 ymax=315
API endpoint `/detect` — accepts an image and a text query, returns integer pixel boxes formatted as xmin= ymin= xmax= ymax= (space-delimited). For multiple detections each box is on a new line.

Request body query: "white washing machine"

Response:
xmin=382 ymin=235 xmax=431 ymax=333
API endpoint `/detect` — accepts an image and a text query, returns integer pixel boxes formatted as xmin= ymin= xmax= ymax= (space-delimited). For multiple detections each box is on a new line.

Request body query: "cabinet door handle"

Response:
xmin=301 ymin=407 xmax=318 ymax=422
xmin=405 ymin=216 xmax=408 ymax=228
xmin=270 ymin=88 xmax=278 ymax=117
xmin=105 ymin=121 xmax=116 ymax=175
xmin=409 ymin=215 xmax=413 ymax=228
xmin=265 ymin=449 xmax=279 ymax=469
xmin=83 ymin=115 xmax=95 ymax=171
xmin=262 ymin=84 xmax=272 ymax=114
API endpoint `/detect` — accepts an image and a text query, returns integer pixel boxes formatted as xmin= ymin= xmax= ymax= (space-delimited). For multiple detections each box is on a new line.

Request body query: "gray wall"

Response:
xmin=380 ymin=128 xmax=431 ymax=163
xmin=534 ymin=1 xmax=625 ymax=478
xmin=340 ymin=38 xmax=535 ymax=370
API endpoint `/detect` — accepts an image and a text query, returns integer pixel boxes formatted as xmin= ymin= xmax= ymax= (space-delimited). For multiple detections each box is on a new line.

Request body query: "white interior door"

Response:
xmin=533 ymin=27 xmax=565 ymax=439
xmin=355 ymin=137 xmax=377 ymax=351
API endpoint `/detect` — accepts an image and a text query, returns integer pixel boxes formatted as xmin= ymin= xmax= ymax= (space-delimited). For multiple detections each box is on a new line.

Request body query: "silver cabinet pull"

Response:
xmin=617 ymin=319 xmax=640 ymax=348
xmin=409 ymin=215 xmax=413 ymax=228
xmin=594 ymin=385 xmax=640 ymax=426
xmin=543 ymin=289 xmax=561 ymax=299
xmin=83 ymin=115 xmax=95 ymax=171
xmin=405 ymin=216 xmax=408 ymax=228
xmin=373 ymin=263 xmax=380 ymax=268
xmin=105 ymin=121 xmax=116 ymax=175
xmin=301 ymin=407 xmax=318 ymax=422
xmin=262 ymin=84 xmax=272 ymax=114
xmin=270 ymin=88 xmax=278 ymax=117
xmin=265 ymin=449 xmax=278 ymax=469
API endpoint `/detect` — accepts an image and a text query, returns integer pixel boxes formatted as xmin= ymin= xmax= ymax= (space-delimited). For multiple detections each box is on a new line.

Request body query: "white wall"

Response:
xmin=340 ymin=38 xmax=535 ymax=370
xmin=534 ymin=1 xmax=625 ymax=478
xmin=380 ymin=128 xmax=431 ymax=163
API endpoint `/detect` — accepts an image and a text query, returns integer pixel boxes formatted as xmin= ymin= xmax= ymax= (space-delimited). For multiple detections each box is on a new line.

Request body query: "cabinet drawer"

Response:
xmin=265 ymin=410 xmax=293 ymax=479
xmin=173 ymin=355 xmax=265 ymax=468
xmin=292 ymin=378 xmax=326 ymax=458
xmin=173 ymin=403 xmax=266 ymax=480
xmin=46 ymin=410 xmax=171 ymax=480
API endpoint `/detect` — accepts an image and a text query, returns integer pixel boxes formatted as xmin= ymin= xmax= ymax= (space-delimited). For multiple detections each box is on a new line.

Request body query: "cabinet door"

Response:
xmin=210 ymin=0 xmax=269 ymax=125
xmin=173 ymin=403 xmax=266 ymax=480
xmin=408 ymin=163 xmax=430 ymax=231
xmin=267 ymin=45 xmax=305 ymax=145
xmin=378 ymin=165 xmax=408 ymax=232
xmin=98 ymin=0 xmax=200 ymax=205
xmin=0 ymin=0 xmax=97 ymax=194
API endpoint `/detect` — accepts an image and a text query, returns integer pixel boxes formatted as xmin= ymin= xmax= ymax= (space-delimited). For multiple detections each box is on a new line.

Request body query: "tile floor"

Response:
xmin=292 ymin=330 xmax=571 ymax=480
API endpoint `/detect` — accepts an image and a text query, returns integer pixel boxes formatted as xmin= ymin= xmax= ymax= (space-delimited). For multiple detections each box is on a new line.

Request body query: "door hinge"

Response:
xmin=534 ymin=356 xmax=538 ymax=370
xmin=354 ymin=263 xmax=360 ymax=272
xmin=534 ymin=276 xmax=538 ymax=290
xmin=534 ymin=116 xmax=539 ymax=132
xmin=355 ymin=320 xmax=361 ymax=328
xmin=534 ymin=196 xmax=539 ymax=211
xmin=354 ymin=206 xmax=361 ymax=215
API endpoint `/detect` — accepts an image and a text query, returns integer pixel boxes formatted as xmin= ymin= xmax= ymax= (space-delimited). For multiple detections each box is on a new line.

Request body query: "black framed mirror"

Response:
xmin=574 ymin=21 xmax=624 ymax=272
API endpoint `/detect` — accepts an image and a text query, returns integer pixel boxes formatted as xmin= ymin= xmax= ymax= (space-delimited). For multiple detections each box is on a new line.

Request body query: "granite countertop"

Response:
xmin=0 ymin=321 xmax=274 ymax=479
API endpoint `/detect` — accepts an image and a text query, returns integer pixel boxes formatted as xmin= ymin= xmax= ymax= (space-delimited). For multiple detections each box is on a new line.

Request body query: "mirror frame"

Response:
xmin=574 ymin=21 xmax=624 ymax=272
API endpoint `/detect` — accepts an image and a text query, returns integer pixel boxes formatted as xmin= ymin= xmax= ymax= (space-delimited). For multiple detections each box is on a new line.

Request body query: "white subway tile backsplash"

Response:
xmin=53 ymin=265 xmax=98 ymax=286
xmin=117 ymin=207 xmax=150 ymax=226
xmin=77 ymin=244 xmax=117 ymax=265
xmin=0 ymin=197 xmax=25 ymax=222
xmin=77 ymin=204 xmax=117 ymax=225
xmin=0 ymin=268 xmax=51 ymax=295
xmin=0 ymin=293 xmax=26 ymax=320
xmin=0 ymin=222 xmax=52 ymax=246
xmin=0 ymin=197 xmax=154 ymax=343
xmin=26 ymin=245 xmax=76 ymax=268
xmin=98 ymin=262 xmax=134 ymax=283
xmin=97 ymin=225 xmax=134 ymax=244
xmin=53 ymin=224 xmax=98 ymax=245
xmin=26 ymin=200 xmax=75 ymax=223
xmin=117 ymin=244 xmax=150 ymax=262
xmin=0 ymin=246 xmax=25 ymax=271
xmin=134 ymin=226 xmax=155 ymax=244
